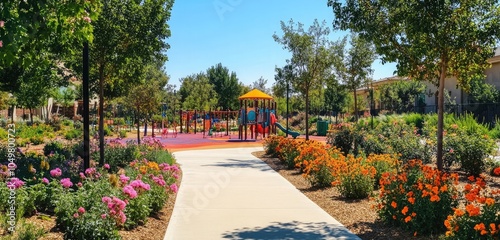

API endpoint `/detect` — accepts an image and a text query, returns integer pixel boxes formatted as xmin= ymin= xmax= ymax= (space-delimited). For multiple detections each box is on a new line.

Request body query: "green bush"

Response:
xmin=402 ymin=113 xmax=424 ymax=131
xmin=29 ymin=136 xmax=44 ymax=145
xmin=119 ymin=130 xmax=127 ymax=139
xmin=327 ymin=124 xmax=355 ymax=155
xmin=64 ymin=129 xmax=82 ymax=140
xmin=99 ymin=143 xmax=140 ymax=172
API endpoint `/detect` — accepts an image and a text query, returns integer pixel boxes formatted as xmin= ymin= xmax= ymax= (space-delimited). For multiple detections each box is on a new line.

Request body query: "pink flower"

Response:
xmin=0 ymin=40 xmax=2 ymax=48
xmin=152 ymin=176 xmax=166 ymax=186
xmin=60 ymin=178 xmax=73 ymax=188
xmin=83 ymin=16 xmax=91 ymax=23
xmin=122 ymin=185 xmax=138 ymax=199
xmin=50 ymin=168 xmax=62 ymax=178
xmin=42 ymin=178 xmax=49 ymax=184
xmin=449 ymin=148 xmax=454 ymax=153
xmin=170 ymin=183 xmax=178 ymax=193
xmin=102 ymin=196 xmax=111 ymax=203
xmin=85 ymin=168 xmax=96 ymax=176
xmin=0 ymin=21 xmax=4 ymax=28
xmin=119 ymin=174 xmax=130 ymax=184
xmin=118 ymin=211 xmax=127 ymax=224
xmin=101 ymin=214 xmax=107 ymax=219
xmin=78 ymin=207 xmax=85 ymax=214
xmin=7 ymin=178 xmax=25 ymax=189
xmin=130 ymin=179 xmax=150 ymax=191
xmin=79 ymin=172 xmax=86 ymax=179
xmin=103 ymin=164 xmax=110 ymax=170
xmin=77 ymin=182 xmax=83 ymax=187
xmin=73 ymin=213 xmax=79 ymax=218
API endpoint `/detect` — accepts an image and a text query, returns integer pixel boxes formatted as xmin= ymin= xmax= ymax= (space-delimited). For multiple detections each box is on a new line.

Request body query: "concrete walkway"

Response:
xmin=164 ymin=147 xmax=360 ymax=240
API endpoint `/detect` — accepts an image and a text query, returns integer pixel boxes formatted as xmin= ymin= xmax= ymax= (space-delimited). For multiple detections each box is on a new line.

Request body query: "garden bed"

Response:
xmin=253 ymin=151 xmax=500 ymax=240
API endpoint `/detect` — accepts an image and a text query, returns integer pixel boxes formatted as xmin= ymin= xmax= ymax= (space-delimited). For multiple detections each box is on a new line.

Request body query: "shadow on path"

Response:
xmin=221 ymin=221 xmax=359 ymax=240
xmin=201 ymin=158 xmax=274 ymax=172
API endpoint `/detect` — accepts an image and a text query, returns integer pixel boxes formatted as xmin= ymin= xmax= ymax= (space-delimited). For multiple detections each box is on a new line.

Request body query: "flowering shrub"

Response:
xmin=294 ymin=140 xmax=327 ymax=171
xmin=331 ymin=154 xmax=376 ymax=199
xmin=443 ymin=176 xmax=500 ymax=239
xmin=276 ymin=138 xmax=301 ymax=169
xmin=492 ymin=167 xmax=500 ymax=177
xmin=376 ymin=160 xmax=459 ymax=236
xmin=326 ymin=123 xmax=355 ymax=155
xmin=364 ymin=154 xmax=399 ymax=189
xmin=263 ymin=135 xmax=282 ymax=157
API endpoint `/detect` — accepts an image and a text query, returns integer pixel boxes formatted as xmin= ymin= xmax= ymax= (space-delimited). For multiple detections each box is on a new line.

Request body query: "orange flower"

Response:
xmin=404 ymin=216 xmax=412 ymax=223
xmin=494 ymin=167 xmax=500 ymax=176
xmin=408 ymin=197 xmax=415 ymax=204
xmin=401 ymin=206 xmax=409 ymax=215
xmin=465 ymin=192 xmax=476 ymax=202
xmin=468 ymin=175 xmax=475 ymax=182
xmin=466 ymin=204 xmax=480 ymax=217
xmin=490 ymin=223 xmax=497 ymax=235
xmin=485 ymin=198 xmax=495 ymax=206
xmin=440 ymin=185 xmax=448 ymax=192
xmin=454 ymin=208 xmax=464 ymax=217
xmin=391 ymin=201 xmax=397 ymax=209
xmin=430 ymin=194 xmax=440 ymax=202
xmin=411 ymin=212 xmax=416 ymax=217
xmin=474 ymin=223 xmax=486 ymax=231
xmin=444 ymin=219 xmax=451 ymax=229
xmin=392 ymin=215 xmax=397 ymax=220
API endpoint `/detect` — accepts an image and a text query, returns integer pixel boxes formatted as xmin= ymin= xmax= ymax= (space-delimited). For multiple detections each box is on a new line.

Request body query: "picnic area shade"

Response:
xmin=238 ymin=89 xmax=273 ymax=100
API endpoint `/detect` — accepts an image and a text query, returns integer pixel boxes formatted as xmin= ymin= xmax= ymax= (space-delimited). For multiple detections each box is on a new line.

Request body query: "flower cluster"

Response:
xmin=443 ymin=176 xmax=500 ymax=239
xmin=102 ymin=196 xmax=127 ymax=226
xmin=50 ymin=168 xmax=62 ymax=178
xmin=60 ymin=178 xmax=73 ymax=188
xmin=376 ymin=160 xmax=458 ymax=235
xmin=6 ymin=177 xmax=25 ymax=189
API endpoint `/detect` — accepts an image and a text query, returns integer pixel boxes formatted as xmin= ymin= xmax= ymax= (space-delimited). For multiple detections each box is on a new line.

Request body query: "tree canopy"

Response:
xmin=206 ymin=63 xmax=241 ymax=110
xmin=273 ymin=19 xmax=339 ymax=140
xmin=329 ymin=0 xmax=500 ymax=170
xmin=179 ymin=73 xmax=218 ymax=111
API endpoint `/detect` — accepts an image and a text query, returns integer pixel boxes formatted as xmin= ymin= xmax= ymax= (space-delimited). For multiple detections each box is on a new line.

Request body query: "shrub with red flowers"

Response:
xmin=443 ymin=176 xmax=500 ymax=239
xmin=376 ymin=160 xmax=459 ymax=236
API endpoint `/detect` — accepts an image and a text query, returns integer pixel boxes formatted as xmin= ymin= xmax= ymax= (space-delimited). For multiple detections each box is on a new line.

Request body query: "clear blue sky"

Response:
xmin=165 ymin=0 xmax=397 ymax=90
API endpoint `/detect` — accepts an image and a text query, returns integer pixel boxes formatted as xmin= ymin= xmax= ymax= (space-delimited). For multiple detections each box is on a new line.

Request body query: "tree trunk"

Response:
xmin=29 ymin=108 xmax=33 ymax=124
xmin=353 ymin=89 xmax=358 ymax=121
xmin=136 ymin=109 xmax=141 ymax=144
xmin=305 ymin=90 xmax=309 ymax=140
xmin=144 ymin=120 xmax=147 ymax=136
xmin=436 ymin=64 xmax=447 ymax=171
xmin=98 ymin=67 xmax=105 ymax=167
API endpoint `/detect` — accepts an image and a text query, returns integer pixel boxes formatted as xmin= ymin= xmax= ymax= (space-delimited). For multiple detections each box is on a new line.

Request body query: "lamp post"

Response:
xmin=83 ymin=41 xmax=90 ymax=170
xmin=286 ymin=78 xmax=289 ymax=138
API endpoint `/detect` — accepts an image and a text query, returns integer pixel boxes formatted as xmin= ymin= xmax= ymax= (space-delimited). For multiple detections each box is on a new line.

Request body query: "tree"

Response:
xmin=468 ymin=78 xmax=499 ymax=103
xmin=179 ymin=73 xmax=218 ymax=111
xmin=206 ymin=63 xmax=241 ymax=110
xmin=379 ymin=80 xmax=426 ymax=113
xmin=125 ymin=80 xmax=163 ymax=144
xmin=65 ymin=0 xmax=174 ymax=165
xmin=333 ymin=34 xmax=376 ymax=121
xmin=0 ymin=0 xmax=100 ymax=69
xmin=329 ymin=0 xmax=500 ymax=170
xmin=273 ymin=19 xmax=338 ymax=140
xmin=325 ymin=81 xmax=348 ymax=117
xmin=251 ymin=77 xmax=270 ymax=94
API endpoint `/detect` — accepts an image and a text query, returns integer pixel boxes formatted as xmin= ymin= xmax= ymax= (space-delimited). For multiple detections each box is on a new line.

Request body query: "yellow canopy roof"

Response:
xmin=238 ymin=89 xmax=273 ymax=100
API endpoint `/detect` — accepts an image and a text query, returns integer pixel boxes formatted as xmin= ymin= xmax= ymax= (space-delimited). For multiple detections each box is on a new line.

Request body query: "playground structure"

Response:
xmin=176 ymin=110 xmax=239 ymax=138
xmin=158 ymin=89 xmax=300 ymax=140
xmin=237 ymin=89 xmax=300 ymax=140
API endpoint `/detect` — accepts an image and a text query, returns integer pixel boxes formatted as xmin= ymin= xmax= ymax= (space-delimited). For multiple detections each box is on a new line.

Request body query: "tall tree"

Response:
xmin=325 ymin=81 xmax=348 ymax=116
xmin=333 ymin=34 xmax=376 ymax=121
xmin=251 ymin=77 xmax=270 ymax=94
xmin=125 ymin=80 xmax=163 ymax=144
xmin=379 ymin=80 xmax=426 ymax=113
xmin=179 ymin=73 xmax=218 ymax=111
xmin=206 ymin=63 xmax=241 ymax=110
xmin=67 ymin=0 xmax=174 ymax=165
xmin=273 ymin=19 xmax=337 ymax=140
xmin=329 ymin=0 xmax=500 ymax=170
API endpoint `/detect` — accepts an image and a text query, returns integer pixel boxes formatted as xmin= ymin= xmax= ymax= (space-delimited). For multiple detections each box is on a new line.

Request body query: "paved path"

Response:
xmin=164 ymin=147 xmax=360 ymax=240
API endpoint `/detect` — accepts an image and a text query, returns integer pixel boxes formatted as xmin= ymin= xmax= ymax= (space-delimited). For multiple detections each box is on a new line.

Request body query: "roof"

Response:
xmin=238 ymin=89 xmax=274 ymax=100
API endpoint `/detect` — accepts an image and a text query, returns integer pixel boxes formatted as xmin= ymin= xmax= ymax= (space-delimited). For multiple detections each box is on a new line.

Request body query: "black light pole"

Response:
xmin=286 ymin=79 xmax=289 ymax=138
xmin=83 ymin=42 xmax=90 ymax=170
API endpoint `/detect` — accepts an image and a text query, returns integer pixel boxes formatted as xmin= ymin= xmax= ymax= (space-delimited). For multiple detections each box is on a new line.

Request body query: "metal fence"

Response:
xmin=373 ymin=103 xmax=500 ymax=125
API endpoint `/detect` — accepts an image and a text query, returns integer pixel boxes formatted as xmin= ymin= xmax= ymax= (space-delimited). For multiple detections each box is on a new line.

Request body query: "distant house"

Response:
xmin=356 ymin=47 xmax=500 ymax=114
